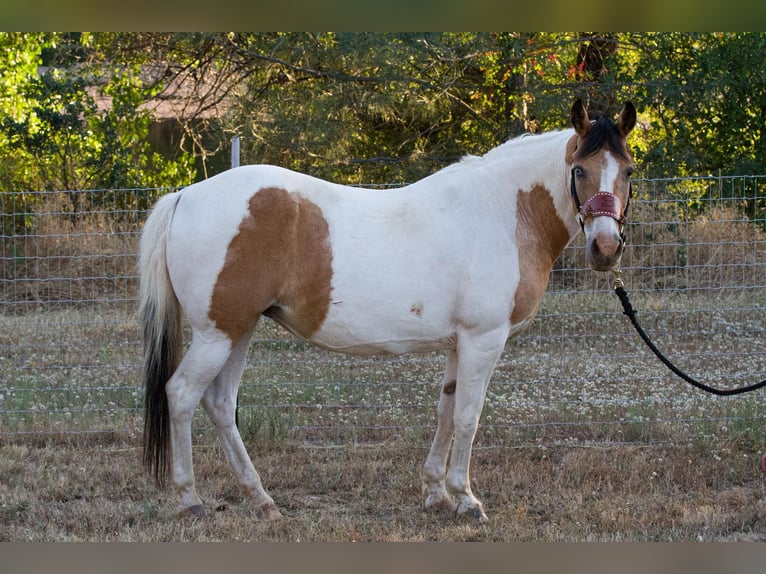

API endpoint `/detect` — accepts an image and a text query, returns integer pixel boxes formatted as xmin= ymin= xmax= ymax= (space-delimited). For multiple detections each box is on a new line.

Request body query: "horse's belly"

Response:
xmin=309 ymin=335 xmax=456 ymax=355
xmin=302 ymin=303 xmax=458 ymax=355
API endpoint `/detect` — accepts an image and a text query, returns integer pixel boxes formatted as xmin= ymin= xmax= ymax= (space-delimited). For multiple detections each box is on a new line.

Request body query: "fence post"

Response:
xmin=231 ymin=136 xmax=241 ymax=169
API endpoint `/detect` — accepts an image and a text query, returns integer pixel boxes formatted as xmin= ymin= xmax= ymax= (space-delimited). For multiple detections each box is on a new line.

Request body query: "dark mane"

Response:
xmin=575 ymin=115 xmax=631 ymax=161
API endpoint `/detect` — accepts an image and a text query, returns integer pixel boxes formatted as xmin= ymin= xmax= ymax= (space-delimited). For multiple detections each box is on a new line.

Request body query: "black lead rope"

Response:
xmin=612 ymin=271 xmax=766 ymax=396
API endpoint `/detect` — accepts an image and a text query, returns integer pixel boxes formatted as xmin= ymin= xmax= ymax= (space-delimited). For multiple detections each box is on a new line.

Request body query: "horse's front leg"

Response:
xmin=445 ymin=326 xmax=508 ymax=523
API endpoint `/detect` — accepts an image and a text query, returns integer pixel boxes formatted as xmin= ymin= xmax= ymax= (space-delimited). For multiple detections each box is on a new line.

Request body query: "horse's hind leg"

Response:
xmin=166 ymin=335 xmax=233 ymax=516
xmin=201 ymin=328 xmax=281 ymax=519
xmin=423 ymin=350 xmax=458 ymax=512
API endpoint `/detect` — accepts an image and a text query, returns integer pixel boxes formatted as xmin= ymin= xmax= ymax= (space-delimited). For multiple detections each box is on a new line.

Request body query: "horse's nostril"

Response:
xmin=591 ymin=239 xmax=602 ymax=257
xmin=595 ymin=234 xmax=620 ymax=258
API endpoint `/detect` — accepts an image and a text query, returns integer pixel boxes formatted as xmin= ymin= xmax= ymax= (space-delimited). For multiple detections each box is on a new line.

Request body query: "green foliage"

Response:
xmin=2 ymin=32 xmax=766 ymax=224
xmin=270 ymin=34 xmax=765 ymax=180
xmin=0 ymin=33 xmax=52 ymax=197
xmin=624 ymin=33 xmax=766 ymax=178
xmin=0 ymin=32 xmax=195 ymax=231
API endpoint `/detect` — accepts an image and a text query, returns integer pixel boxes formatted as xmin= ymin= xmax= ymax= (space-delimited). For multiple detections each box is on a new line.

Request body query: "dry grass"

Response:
xmin=551 ymin=203 xmax=766 ymax=292
xmin=1 ymin=190 xmax=142 ymax=308
xmin=1 ymin=439 xmax=765 ymax=542
xmin=624 ymin=205 xmax=766 ymax=291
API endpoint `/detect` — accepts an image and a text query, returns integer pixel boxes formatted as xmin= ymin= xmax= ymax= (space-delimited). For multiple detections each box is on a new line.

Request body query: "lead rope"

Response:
xmin=611 ymin=269 xmax=766 ymax=396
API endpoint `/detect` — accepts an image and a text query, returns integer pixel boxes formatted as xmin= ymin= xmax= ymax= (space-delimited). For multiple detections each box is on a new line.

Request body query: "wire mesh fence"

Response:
xmin=1 ymin=176 xmax=765 ymax=448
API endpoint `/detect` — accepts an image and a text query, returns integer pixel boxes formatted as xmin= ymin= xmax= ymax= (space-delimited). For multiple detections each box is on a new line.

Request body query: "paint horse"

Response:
xmin=139 ymin=99 xmax=636 ymax=522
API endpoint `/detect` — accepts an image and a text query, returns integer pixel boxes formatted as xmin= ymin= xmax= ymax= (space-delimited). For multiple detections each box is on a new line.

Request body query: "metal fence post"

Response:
xmin=231 ymin=136 xmax=241 ymax=169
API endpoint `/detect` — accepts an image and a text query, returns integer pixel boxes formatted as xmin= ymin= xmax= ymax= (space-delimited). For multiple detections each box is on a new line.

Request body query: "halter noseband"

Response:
xmin=570 ymin=167 xmax=631 ymax=240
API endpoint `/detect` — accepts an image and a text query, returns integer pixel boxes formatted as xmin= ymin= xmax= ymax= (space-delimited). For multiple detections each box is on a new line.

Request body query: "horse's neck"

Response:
xmin=479 ymin=129 xmax=576 ymax=220
xmin=393 ymin=130 xmax=579 ymax=243
xmin=487 ymin=128 xmax=573 ymax=176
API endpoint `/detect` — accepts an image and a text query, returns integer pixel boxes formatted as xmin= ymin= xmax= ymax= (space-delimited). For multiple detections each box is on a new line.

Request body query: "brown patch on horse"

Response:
xmin=442 ymin=380 xmax=456 ymax=395
xmin=209 ymin=187 xmax=333 ymax=345
xmin=510 ymin=185 xmax=570 ymax=326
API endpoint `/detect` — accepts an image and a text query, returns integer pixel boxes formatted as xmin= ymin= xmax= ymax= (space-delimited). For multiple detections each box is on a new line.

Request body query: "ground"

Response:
xmin=1 ymin=437 xmax=765 ymax=542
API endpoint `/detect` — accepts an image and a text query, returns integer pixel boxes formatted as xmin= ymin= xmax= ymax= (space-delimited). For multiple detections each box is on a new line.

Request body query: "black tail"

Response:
xmin=137 ymin=192 xmax=183 ymax=488
xmin=141 ymin=298 xmax=182 ymax=488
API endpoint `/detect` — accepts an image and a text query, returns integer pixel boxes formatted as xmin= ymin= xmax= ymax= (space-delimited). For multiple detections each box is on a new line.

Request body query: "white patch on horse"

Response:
xmin=599 ymin=151 xmax=620 ymax=194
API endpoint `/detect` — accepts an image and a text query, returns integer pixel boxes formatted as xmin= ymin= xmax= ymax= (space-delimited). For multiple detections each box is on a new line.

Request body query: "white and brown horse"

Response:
xmin=139 ymin=99 xmax=636 ymax=522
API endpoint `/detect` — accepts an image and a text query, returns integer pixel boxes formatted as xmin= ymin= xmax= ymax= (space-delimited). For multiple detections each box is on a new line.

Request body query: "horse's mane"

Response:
xmin=474 ymin=128 xmax=567 ymax=166
xmin=438 ymin=115 xmax=628 ymax=179
xmin=576 ymin=115 xmax=630 ymax=161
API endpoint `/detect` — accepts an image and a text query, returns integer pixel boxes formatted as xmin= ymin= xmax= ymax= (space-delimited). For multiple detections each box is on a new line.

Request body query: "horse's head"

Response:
xmin=568 ymin=99 xmax=636 ymax=272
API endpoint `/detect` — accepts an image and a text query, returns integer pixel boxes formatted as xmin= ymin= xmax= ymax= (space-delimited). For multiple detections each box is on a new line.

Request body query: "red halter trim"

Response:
xmin=580 ymin=191 xmax=625 ymax=224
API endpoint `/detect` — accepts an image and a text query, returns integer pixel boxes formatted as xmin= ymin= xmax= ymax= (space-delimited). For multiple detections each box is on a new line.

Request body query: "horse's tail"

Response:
xmin=138 ymin=191 xmax=183 ymax=489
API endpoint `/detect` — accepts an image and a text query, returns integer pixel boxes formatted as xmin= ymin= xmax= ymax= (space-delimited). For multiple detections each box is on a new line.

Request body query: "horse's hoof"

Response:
xmin=456 ymin=502 xmax=488 ymax=524
xmin=254 ymin=502 xmax=282 ymax=520
xmin=470 ymin=506 xmax=489 ymax=524
xmin=424 ymin=494 xmax=457 ymax=514
xmin=178 ymin=504 xmax=205 ymax=519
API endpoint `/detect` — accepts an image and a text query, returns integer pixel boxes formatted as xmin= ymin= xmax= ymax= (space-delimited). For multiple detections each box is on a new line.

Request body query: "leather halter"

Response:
xmin=570 ymin=167 xmax=631 ymax=240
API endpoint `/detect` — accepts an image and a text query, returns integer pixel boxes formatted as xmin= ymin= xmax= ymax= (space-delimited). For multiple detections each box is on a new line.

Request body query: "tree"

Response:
xmin=0 ymin=32 xmax=53 ymax=192
xmin=0 ymin=32 xmax=196 ymax=229
xmin=5 ymin=32 xmax=766 ymax=191
xmin=219 ymin=33 xmax=574 ymax=183
xmin=624 ymin=32 xmax=766 ymax=178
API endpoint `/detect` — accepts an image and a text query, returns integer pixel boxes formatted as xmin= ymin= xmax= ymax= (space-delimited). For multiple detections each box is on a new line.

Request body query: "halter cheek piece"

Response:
xmin=570 ymin=168 xmax=631 ymax=242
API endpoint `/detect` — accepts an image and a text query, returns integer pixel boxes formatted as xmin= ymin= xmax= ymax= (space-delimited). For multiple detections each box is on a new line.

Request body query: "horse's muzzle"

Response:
xmin=587 ymin=228 xmax=624 ymax=271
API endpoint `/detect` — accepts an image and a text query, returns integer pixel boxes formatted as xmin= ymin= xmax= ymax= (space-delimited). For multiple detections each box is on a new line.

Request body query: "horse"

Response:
xmin=138 ymin=99 xmax=637 ymax=523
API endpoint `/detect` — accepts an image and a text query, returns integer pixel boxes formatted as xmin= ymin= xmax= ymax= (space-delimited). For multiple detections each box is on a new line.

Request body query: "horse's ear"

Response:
xmin=571 ymin=99 xmax=590 ymax=138
xmin=617 ymin=101 xmax=637 ymax=137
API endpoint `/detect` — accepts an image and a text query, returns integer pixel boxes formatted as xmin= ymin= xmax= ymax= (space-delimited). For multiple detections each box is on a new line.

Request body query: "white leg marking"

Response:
xmin=166 ymin=335 xmax=232 ymax=515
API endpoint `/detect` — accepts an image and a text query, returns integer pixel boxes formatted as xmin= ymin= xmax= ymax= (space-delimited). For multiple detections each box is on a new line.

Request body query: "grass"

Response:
xmin=1 ymin=440 xmax=765 ymax=541
xmin=2 ymin=288 xmax=765 ymax=448
xmin=1 ymin=290 xmax=765 ymax=540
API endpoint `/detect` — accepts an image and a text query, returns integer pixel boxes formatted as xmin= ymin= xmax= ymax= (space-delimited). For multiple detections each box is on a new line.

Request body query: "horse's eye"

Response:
xmin=626 ymin=167 xmax=634 ymax=178
xmin=573 ymin=166 xmax=584 ymax=178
